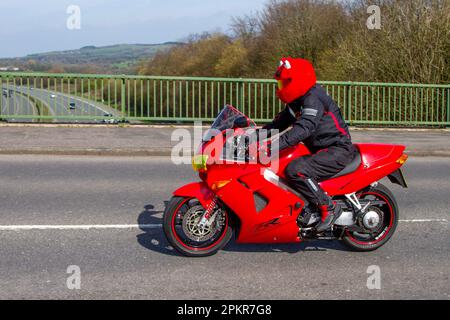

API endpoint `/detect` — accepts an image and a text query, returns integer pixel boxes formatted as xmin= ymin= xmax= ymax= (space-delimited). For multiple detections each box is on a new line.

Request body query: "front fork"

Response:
xmin=198 ymin=195 xmax=219 ymax=230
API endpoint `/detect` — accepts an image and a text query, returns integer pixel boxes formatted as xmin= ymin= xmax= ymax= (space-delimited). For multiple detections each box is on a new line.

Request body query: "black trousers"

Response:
xmin=285 ymin=144 xmax=357 ymax=207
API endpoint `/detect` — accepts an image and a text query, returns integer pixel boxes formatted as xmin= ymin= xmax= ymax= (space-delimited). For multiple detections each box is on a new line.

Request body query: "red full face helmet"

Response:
xmin=274 ymin=57 xmax=317 ymax=104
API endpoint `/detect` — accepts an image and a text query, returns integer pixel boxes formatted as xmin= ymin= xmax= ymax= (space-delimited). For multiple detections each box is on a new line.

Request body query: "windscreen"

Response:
xmin=202 ymin=105 xmax=255 ymax=142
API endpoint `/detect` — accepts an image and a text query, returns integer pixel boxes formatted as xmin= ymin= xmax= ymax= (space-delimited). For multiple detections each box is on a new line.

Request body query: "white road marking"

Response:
xmin=399 ymin=219 xmax=448 ymax=223
xmin=0 ymin=219 xmax=447 ymax=231
xmin=0 ymin=224 xmax=162 ymax=231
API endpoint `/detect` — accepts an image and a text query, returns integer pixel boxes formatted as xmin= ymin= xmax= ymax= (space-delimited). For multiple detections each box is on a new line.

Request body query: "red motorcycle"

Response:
xmin=163 ymin=105 xmax=408 ymax=257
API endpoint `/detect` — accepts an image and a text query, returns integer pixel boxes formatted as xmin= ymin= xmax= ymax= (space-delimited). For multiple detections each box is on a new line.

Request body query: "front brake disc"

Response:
xmin=182 ymin=206 xmax=224 ymax=242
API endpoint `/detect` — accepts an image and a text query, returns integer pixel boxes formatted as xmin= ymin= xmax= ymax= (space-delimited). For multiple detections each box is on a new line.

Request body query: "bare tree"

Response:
xmin=321 ymin=0 xmax=450 ymax=83
xmin=140 ymin=0 xmax=450 ymax=84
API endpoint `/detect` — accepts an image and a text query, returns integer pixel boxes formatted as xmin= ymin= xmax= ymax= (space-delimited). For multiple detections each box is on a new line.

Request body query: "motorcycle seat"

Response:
xmin=331 ymin=149 xmax=362 ymax=179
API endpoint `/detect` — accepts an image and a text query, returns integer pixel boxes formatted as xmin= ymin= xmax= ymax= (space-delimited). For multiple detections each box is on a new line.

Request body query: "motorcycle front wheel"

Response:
xmin=163 ymin=196 xmax=233 ymax=257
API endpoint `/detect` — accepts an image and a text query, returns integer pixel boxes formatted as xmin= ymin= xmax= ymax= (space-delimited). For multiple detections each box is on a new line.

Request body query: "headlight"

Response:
xmin=277 ymin=80 xmax=283 ymax=90
xmin=192 ymin=155 xmax=208 ymax=172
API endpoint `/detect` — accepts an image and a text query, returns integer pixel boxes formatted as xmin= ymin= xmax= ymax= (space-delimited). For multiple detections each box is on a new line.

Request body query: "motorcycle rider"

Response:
xmin=263 ymin=57 xmax=357 ymax=233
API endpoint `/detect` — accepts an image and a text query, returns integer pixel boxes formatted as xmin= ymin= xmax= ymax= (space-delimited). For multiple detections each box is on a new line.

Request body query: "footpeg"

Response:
xmin=315 ymin=204 xmax=343 ymax=233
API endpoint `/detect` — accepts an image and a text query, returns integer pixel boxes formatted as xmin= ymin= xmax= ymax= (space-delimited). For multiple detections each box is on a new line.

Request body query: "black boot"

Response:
xmin=315 ymin=203 xmax=343 ymax=233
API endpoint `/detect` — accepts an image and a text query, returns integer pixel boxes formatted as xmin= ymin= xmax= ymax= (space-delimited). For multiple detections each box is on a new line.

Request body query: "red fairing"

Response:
xmin=210 ymin=164 xmax=304 ymax=244
xmin=173 ymin=182 xmax=215 ymax=209
xmin=320 ymin=144 xmax=406 ymax=195
xmin=275 ymin=57 xmax=317 ymax=104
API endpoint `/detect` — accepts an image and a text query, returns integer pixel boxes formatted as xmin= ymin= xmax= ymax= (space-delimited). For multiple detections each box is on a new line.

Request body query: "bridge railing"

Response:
xmin=1 ymin=72 xmax=449 ymax=126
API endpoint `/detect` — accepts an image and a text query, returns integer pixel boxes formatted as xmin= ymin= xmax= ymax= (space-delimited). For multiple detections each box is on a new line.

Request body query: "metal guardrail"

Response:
xmin=1 ymin=72 xmax=449 ymax=126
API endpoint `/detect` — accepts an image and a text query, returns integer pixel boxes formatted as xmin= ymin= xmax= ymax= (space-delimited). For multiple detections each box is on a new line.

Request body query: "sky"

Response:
xmin=0 ymin=0 xmax=268 ymax=58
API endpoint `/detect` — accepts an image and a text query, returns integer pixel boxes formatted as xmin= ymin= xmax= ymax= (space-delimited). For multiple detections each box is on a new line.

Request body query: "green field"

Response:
xmin=0 ymin=43 xmax=180 ymax=74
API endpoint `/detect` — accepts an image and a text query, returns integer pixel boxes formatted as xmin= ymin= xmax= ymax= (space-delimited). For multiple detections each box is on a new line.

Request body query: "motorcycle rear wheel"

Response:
xmin=341 ymin=183 xmax=399 ymax=252
xmin=163 ymin=196 xmax=233 ymax=257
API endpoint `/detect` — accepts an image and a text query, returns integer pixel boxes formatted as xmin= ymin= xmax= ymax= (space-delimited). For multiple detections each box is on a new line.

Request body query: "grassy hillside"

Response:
xmin=0 ymin=43 xmax=180 ymax=74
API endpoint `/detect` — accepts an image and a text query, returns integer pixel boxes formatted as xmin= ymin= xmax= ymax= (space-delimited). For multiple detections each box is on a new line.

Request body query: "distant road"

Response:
xmin=1 ymin=91 xmax=37 ymax=122
xmin=2 ymin=86 xmax=120 ymax=123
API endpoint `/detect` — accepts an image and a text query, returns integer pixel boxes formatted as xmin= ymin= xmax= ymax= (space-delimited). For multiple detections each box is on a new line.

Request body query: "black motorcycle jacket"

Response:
xmin=263 ymin=84 xmax=352 ymax=153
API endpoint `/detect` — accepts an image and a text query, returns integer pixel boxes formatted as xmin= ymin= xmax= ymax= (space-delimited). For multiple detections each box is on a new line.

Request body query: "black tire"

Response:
xmin=341 ymin=183 xmax=399 ymax=252
xmin=163 ymin=196 xmax=233 ymax=257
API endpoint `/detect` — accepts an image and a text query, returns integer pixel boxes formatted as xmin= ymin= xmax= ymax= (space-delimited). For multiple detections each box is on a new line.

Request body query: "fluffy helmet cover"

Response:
xmin=274 ymin=57 xmax=317 ymax=104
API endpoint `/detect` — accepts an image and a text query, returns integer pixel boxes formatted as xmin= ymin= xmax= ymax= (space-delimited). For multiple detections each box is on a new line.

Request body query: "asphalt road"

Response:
xmin=0 ymin=155 xmax=448 ymax=299
xmin=17 ymin=87 xmax=118 ymax=118
xmin=1 ymin=92 xmax=37 ymax=122
xmin=2 ymin=86 xmax=118 ymax=123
